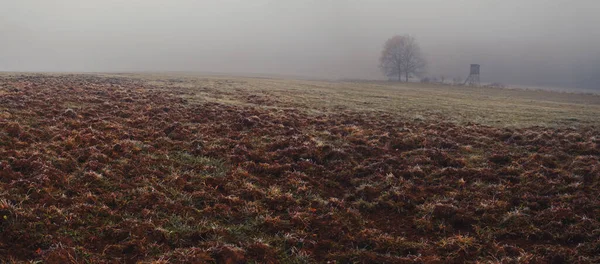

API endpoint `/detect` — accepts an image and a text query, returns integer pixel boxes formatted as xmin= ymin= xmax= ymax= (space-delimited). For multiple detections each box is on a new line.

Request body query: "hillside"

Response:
xmin=0 ymin=74 xmax=598 ymax=263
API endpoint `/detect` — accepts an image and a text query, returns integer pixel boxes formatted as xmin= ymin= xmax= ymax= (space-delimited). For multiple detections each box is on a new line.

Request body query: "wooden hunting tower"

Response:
xmin=464 ymin=64 xmax=480 ymax=86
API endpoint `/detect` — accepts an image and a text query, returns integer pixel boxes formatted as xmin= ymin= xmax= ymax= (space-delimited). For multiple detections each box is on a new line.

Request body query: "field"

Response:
xmin=0 ymin=73 xmax=599 ymax=263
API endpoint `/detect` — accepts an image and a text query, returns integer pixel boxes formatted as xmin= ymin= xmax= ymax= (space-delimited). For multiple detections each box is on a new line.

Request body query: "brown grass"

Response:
xmin=0 ymin=73 xmax=599 ymax=263
xmin=104 ymin=72 xmax=600 ymax=128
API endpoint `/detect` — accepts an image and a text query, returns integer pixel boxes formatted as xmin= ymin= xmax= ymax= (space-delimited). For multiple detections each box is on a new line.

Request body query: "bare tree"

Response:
xmin=379 ymin=35 xmax=426 ymax=82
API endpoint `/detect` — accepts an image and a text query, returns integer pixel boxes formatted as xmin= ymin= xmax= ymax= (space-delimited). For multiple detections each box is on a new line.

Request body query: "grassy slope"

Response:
xmin=120 ymin=73 xmax=600 ymax=128
xmin=0 ymin=73 xmax=599 ymax=263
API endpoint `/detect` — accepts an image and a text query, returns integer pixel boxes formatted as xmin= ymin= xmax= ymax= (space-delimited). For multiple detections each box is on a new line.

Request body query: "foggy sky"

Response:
xmin=2 ymin=0 xmax=599 ymax=89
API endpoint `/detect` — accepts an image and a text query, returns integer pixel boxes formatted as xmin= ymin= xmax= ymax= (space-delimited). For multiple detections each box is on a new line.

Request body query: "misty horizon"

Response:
xmin=2 ymin=0 xmax=599 ymax=90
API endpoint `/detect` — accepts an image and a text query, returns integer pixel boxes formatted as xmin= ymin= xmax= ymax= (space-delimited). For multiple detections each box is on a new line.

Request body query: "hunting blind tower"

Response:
xmin=464 ymin=64 xmax=480 ymax=86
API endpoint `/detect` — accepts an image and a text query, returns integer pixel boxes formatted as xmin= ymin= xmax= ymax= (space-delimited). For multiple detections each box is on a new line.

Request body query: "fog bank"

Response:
xmin=2 ymin=0 xmax=599 ymax=89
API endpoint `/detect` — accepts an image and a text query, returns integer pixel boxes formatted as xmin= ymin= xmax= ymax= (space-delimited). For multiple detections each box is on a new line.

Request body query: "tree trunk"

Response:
xmin=405 ymin=72 xmax=409 ymax=82
xmin=398 ymin=70 xmax=402 ymax=82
